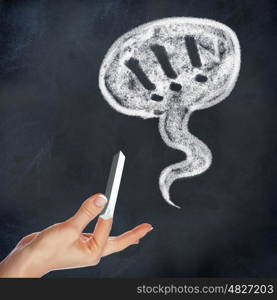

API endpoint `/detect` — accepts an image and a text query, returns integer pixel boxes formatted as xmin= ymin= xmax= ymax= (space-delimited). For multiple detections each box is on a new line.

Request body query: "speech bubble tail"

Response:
xmin=158 ymin=107 xmax=212 ymax=207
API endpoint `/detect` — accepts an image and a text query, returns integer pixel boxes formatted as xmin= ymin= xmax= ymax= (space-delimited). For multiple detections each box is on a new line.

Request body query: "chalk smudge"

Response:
xmin=99 ymin=17 xmax=241 ymax=208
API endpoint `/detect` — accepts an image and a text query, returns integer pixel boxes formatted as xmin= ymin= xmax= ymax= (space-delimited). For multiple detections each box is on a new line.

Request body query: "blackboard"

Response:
xmin=0 ymin=0 xmax=277 ymax=278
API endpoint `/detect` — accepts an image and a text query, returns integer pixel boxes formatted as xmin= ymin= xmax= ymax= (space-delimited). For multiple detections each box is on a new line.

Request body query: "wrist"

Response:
xmin=22 ymin=245 xmax=49 ymax=277
xmin=0 ymin=245 xmax=49 ymax=278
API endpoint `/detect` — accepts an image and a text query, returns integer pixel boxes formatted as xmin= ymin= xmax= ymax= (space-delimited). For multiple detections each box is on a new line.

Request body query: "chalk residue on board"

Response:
xmin=99 ymin=17 xmax=241 ymax=208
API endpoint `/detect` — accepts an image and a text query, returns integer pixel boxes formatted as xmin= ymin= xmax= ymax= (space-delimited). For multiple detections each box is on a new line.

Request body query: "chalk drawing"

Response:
xmin=99 ymin=17 xmax=241 ymax=208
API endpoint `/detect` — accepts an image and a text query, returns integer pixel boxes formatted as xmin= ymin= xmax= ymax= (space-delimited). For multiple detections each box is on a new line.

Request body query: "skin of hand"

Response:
xmin=0 ymin=193 xmax=153 ymax=278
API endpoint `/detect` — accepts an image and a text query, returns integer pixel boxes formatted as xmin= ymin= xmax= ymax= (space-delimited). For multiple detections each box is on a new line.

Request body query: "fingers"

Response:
xmin=92 ymin=217 xmax=113 ymax=252
xmin=67 ymin=194 xmax=107 ymax=233
xmin=102 ymin=223 xmax=153 ymax=256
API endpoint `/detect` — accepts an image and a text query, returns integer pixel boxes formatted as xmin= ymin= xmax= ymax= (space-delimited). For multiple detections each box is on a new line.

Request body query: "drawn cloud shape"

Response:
xmin=99 ymin=17 xmax=241 ymax=208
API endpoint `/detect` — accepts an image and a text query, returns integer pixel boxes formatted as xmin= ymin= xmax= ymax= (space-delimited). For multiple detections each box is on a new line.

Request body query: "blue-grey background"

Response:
xmin=0 ymin=0 xmax=277 ymax=278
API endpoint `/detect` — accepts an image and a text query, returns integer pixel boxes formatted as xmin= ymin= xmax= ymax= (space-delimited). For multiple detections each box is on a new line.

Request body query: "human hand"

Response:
xmin=0 ymin=193 xmax=153 ymax=277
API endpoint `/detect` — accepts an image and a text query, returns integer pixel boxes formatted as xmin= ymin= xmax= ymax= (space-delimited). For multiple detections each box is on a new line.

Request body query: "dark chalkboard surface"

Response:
xmin=0 ymin=0 xmax=277 ymax=278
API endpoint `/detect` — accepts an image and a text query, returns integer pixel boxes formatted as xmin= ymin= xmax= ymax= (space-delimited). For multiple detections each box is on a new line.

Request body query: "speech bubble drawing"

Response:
xmin=99 ymin=17 xmax=241 ymax=208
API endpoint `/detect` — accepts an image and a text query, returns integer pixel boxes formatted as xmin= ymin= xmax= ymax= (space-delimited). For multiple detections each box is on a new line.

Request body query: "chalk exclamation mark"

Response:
xmin=125 ymin=57 xmax=164 ymax=101
xmin=151 ymin=44 xmax=182 ymax=92
xmin=185 ymin=36 xmax=207 ymax=83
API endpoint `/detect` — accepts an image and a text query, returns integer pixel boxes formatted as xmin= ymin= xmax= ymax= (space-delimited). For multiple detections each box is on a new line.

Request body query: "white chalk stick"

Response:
xmin=100 ymin=151 xmax=125 ymax=219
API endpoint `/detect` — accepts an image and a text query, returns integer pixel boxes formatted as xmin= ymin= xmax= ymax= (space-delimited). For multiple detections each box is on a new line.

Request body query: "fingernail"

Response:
xmin=134 ymin=240 xmax=140 ymax=244
xmin=148 ymin=226 xmax=154 ymax=231
xmin=95 ymin=195 xmax=107 ymax=207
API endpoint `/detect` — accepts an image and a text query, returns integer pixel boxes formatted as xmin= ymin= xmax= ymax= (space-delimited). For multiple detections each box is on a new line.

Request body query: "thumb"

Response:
xmin=67 ymin=193 xmax=107 ymax=232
